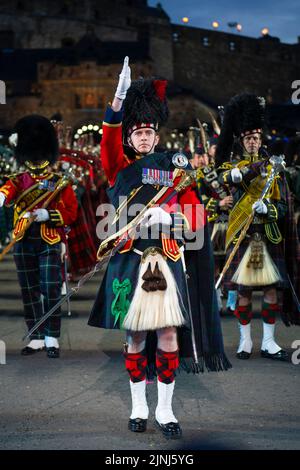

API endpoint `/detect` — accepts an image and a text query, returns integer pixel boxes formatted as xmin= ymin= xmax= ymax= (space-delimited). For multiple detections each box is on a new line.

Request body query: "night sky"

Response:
xmin=148 ymin=0 xmax=300 ymax=44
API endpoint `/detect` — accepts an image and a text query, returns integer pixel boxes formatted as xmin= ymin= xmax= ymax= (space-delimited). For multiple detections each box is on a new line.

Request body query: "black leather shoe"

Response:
xmin=46 ymin=347 xmax=60 ymax=358
xmin=155 ymin=420 xmax=182 ymax=439
xmin=236 ymin=351 xmax=252 ymax=360
xmin=21 ymin=346 xmax=45 ymax=356
xmin=261 ymin=349 xmax=289 ymax=361
xmin=128 ymin=418 xmax=147 ymax=432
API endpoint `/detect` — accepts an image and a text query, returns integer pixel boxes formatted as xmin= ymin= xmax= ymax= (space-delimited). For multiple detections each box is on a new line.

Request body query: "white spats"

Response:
xmin=261 ymin=323 xmax=281 ymax=354
xmin=27 ymin=339 xmax=45 ymax=350
xmin=129 ymin=380 xmax=149 ymax=420
xmin=237 ymin=323 xmax=253 ymax=354
xmin=155 ymin=380 xmax=178 ymax=425
xmin=44 ymin=336 xmax=59 ymax=349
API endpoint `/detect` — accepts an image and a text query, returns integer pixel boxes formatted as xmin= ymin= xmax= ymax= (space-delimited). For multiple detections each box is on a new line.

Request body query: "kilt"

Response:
xmin=223 ymin=235 xmax=288 ymax=293
xmin=89 ymin=239 xmax=189 ymax=331
xmin=13 ymin=224 xmax=62 ymax=339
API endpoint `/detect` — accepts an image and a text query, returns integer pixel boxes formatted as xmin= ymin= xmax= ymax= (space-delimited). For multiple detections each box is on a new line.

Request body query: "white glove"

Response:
xmin=231 ymin=168 xmax=243 ymax=183
xmin=141 ymin=207 xmax=172 ymax=228
xmin=115 ymin=56 xmax=131 ymax=100
xmin=23 ymin=212 xmax=32 ymax=219
xmin=33 ymin=208 xmax=50 ymax=222
xmin=252 ymin=200 xmax=268 ymax=215
xmin=0 ymin=192 xmax=6 ymax=208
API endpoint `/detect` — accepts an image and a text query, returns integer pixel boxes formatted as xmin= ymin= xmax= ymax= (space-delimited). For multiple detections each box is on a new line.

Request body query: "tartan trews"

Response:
xmin=14 ymin=235 xmax=62 ymax=339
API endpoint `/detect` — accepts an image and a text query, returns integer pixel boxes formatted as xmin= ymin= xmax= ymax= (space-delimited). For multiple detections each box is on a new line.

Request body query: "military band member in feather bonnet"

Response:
xmin=89 ymin=57 xmax=231 ymax=439
xmin=122 ymin=77 xmax=169 ymax=154
xmin=216 ymin=93 xmax=299 ymax=362
xmin=0 ymin=115 xmax=78 ymax=357
xmin=215 ymin=93 xmax=266 ymax=167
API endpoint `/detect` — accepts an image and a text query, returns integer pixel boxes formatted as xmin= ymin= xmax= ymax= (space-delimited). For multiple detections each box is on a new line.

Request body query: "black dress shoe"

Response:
xmin=155 ymin=420 xmax=182 ymax=439
xmin=236 ymin=351 xmax=252 ymax=360
xmin=128 ymin=418 xmax=147 ymax=432
xmin=46 ymin=347 xmax=60 ymax=358
xmin=21 ymin=346 xmax=45 ymax=356
xmin=261 ymin=349 xmax=289 ymax=361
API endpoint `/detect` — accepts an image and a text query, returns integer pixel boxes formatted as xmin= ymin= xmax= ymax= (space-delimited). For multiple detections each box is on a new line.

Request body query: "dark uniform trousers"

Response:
xmin=13 ymin=224 xmax=62 ymax=339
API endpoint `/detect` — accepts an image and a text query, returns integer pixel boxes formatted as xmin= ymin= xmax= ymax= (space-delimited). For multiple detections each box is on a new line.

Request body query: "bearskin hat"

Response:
xmin=215 ymin=93 xmax=266 ymax=166
xmin=122 ymin=78 xmax=169 ymax=141
xmin=12 ymin=114 xmax=59 ymax=164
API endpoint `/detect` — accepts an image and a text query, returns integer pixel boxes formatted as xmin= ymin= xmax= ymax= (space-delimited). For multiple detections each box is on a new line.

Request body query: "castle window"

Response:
xmin=229 ymin=41 xmax=236 ymax=51
xmin=84 ymin=93 xmax=97 ymax=108
xmin=173 ymin=32 xmax=179 ymax=42
xmin=203 ymin=37 xmax=210 ymax=47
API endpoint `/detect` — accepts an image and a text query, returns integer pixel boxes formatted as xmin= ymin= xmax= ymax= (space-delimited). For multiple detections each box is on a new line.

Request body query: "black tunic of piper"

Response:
xmin=88 ymin=152 xmax=231 ymax=374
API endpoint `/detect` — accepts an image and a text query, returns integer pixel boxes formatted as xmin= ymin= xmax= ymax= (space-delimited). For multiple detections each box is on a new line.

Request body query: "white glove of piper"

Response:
xmin=0 ymin=192 xmax=6 ymax=207
xmin=115 ymin=56 xmax=131 ymax=100
xmin=252 ymin=200 xmax=268 ymax=215
xmin=33 ymin=208 xmax=50 ymax=222
xmin=141 ymin=207 xmax=172 ymax=228
xmin=231 ymin=168 xmax=243 ymax=183
xmin=23 ymin=212 xmax=32 ymax=219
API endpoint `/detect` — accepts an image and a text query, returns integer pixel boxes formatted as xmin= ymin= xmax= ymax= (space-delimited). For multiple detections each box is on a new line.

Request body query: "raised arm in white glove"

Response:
xmin=231 ymin=168 xmax=243 ymax=183
xmin=0 ymin=192 xmax=6 ymax=208
xmin=115 ymin=56 xmax=131 ymax=101
xmin=141 ymin=207 xmax=172 ymax=228
xmin=33 ymin=208 xmax=50 ymax=222
xmin=252 ymin=200 xmax=268 ymax=215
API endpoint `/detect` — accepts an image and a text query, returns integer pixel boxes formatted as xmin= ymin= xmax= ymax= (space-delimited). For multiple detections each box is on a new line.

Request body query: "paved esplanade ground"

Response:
xmin=0 ymin=255 xmax=299 ymax=450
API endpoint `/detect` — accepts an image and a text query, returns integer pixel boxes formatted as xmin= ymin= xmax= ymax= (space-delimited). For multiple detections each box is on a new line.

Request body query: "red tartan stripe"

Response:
xmin=156 ymin=349 xmax=179 ymax=384
xmin=124 ymin=351 xmax=147 ymax=383
xmin=239 ymin=319 xmax=251 ymax=325
xmin=262 ymin=302 xmax=280 ymax=311
xmin=234 ymin=305 xmax=252 ymax=324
